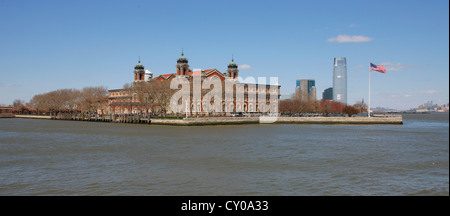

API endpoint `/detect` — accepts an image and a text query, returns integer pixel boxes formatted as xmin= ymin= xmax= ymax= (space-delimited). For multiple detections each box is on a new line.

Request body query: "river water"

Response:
xmin=0 ymin=113 xmax=448 ymax=195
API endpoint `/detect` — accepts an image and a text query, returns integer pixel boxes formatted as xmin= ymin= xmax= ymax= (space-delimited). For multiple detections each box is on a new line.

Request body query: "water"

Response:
xmin=0 ymin=113 xmax=448 ymax=195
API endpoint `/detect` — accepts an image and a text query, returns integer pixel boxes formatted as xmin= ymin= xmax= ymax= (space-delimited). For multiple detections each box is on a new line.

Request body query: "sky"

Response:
xmin=0 ymin=0 xmax=448 ymax=110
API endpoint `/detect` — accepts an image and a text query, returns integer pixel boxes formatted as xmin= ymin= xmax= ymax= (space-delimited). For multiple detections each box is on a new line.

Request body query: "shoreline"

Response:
xmin=151 ymin=116 xmax=403 ymax=126
xmin=9 ymin=115 xmax=403 ymax=125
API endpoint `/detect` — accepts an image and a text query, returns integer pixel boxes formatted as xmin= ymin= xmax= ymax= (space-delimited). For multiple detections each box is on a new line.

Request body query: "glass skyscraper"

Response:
xmin=333 ymin=57 xmax=347 ymax=104
xmin=322 ymin=87 xmax=333 ymax=100
xmin=296 ymin=79 xmax=316 ymax=101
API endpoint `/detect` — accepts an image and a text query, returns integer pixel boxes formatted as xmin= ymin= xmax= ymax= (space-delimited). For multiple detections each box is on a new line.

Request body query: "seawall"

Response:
xmin=151 ymin=116 xmax=403 ymax=126
xmin=8 ymin=115 xmax=403 ymax=125
xmin=15 ymin=115 xmax=51 ymax=119
xmin=0 ymin=114 xmax=15 ymax=118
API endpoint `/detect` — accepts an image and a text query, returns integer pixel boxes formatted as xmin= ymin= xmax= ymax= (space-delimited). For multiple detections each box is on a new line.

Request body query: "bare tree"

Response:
xmin=121 ymin=83 xmax=134 ymax=114
xmin=153 ymin=81 xmax=174 ymax=117
xmin=320 ymin=100 xmax=345 ymax=116
xmin=80 ymin=86 xmax=108 ymax=115
xmin=29 ymin=94 xmax=48 ymax=115
xmin=132 ymin=81 xmax=156 ymax=117
xmin=29 ymin=86 xmax=107 ymax=117
xmin=354 ymin=99 xmax=368 ymax=113
xmin=12 ymin=99 xmax=26 ymax=109
xmin=343 ymin=105 xmax=360 ymax=117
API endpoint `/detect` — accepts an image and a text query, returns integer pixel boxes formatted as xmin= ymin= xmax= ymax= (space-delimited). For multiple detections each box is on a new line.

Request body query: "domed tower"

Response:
xmin=227 ymin=56 xmax=239 ymax=79
xmin=134 ymin=57 xmax=145 ymax=82
xmin=176 ymin=49 xmax=189 ymax=76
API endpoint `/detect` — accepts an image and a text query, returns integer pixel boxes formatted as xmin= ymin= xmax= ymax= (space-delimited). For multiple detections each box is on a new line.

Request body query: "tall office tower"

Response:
xmin=295 ymin=79 xmax=316 ymax=101
xmin=333 ymin=57 xmax=347 ymax=104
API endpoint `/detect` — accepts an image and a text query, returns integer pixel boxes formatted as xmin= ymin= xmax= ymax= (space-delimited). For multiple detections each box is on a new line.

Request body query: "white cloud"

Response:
xmin=421 ymin=90 xmax=438 ymax=94
xmin=349 ymin=24 xmax=358 ymax=28
xmin=379 ymin=62 xmax=419 ymax=71
xmin=1 ymin=83 xmax=19 ymax=88
xmin=327 ymin=35 xmax=373 ymax=43
xmin=388 ymin=93 xmax=414 ymax=98
xmin=379 ymin=62 xmax=405 ymax=71
xmin=238 ymin=64 xmax=252 ymax=70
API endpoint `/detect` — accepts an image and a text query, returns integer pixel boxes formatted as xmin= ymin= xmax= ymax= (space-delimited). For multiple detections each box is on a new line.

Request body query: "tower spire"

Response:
xmin=177 ymin=48 xmax=189 ymax=76
xmin=227 ymin=54 xmax=238 ymax=79
xmin=134 ymin=56 xmax=145 ymax=82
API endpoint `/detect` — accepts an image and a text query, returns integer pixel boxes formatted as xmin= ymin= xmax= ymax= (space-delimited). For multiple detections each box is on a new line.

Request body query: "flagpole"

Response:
xmin=368 ymin=64 xmax=371 ymax=118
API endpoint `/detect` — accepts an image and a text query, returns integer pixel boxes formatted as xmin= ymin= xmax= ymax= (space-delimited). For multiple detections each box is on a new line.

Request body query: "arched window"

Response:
xmin=203 ymin=102 xmax=207 ymax=112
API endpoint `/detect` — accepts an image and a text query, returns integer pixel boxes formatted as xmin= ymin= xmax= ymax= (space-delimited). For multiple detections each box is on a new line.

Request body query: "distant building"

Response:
xmin=333 ymin=57 xmax=347 ymax=104
xmin=322 ymin=87 xmax=333 ymax=100
xmin=417 ymin=101 xmax=449 ymax=112
xmin=0 ymin=107 xmax=13 ymax=114
xmin=295 ymin=79 xmax=316 ymax=101
xmin=144 ymin=69 xmax=153 ymax=82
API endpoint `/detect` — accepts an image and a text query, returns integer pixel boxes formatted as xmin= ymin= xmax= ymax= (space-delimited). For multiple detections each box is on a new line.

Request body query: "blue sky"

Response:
xmin=1 ymin=0 xmax=448 ymax=110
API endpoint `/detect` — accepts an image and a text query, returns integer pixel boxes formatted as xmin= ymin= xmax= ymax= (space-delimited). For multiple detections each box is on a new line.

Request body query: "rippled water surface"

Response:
xmin=0 ymin=113 xmax=448 ymax=195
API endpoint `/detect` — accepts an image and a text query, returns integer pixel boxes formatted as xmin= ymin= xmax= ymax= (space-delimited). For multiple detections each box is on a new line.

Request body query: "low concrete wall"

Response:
xmin=15 ymin=115 xmax=51 ymax=119
xmin=150 ymin=117 xmax=260 ymax=126
xmin=0 ymin=114 xmax=15 ymax=118
xmin=150 ymin=116 xmax=403 ymax=126
xmin=275 ymin=116 xmax=403 ymax=124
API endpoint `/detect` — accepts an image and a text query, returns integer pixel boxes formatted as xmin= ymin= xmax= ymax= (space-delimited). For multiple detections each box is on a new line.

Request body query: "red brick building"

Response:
xmin=0 ymin=107 xmax=13 ymax=114
xmin=107 ymin=51 xmax=280 ymax=115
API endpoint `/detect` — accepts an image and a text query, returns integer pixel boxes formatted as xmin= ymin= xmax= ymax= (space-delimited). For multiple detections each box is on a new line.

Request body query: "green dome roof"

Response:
xmin=228 ymin=58 xmax=237 ymax=67
xmin=135 ymin=60 xmax=144 ymax=69
xmin=178 ymin=55 xmax=187 ymax=62
xmin=177 ymin=49 xmax=188 ymax=63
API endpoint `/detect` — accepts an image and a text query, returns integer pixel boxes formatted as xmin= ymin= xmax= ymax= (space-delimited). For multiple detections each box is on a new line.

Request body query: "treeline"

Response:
xmin=119 ymin=81 xmax=175 ymax=117
xmin=28 ymin=86 xmax=108 ymax=115
xmin=279 ymin=99 xmax=365 ymax=117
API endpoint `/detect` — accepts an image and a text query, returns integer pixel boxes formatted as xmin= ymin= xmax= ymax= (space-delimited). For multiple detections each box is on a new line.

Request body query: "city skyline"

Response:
xmin=0 ymin=0 xmax=448 ymax=110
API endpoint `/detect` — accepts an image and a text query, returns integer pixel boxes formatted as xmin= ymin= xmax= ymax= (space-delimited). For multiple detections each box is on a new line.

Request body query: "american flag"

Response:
xmin=370 ymin=63 xmax=386 ymax=73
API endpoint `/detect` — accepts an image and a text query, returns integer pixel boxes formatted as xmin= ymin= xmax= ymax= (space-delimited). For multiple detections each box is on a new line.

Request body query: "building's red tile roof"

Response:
xmin=153 ymin=69 xmax=224 ymax=81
